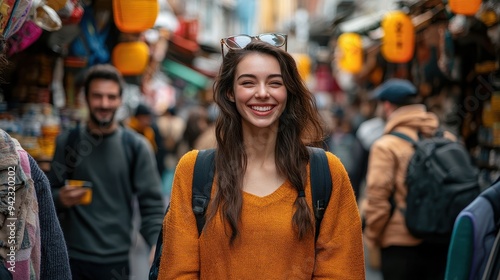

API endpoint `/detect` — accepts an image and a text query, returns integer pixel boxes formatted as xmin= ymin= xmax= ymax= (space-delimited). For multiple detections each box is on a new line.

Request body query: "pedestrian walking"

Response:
xmin=47 ymin=64 xmax=164 ymax=280
xmin=363 ymin=78 xmax=454 ymax=280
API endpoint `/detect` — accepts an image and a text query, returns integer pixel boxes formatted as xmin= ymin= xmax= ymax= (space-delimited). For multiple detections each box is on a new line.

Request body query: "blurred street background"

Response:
xmin=1 ymin=0 xmax=500 ymax=279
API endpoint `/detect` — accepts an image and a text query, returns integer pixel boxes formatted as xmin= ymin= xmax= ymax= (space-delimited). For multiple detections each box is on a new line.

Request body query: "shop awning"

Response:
xmin=338 ymin=10 xmax=387 ymax=35
xmin=162 ymin=59 xmax=211 ymax=89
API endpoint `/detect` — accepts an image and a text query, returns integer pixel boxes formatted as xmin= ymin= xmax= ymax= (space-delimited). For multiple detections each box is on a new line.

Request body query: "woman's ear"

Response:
xmin=227 ymin=91 xmax=235 ymax=102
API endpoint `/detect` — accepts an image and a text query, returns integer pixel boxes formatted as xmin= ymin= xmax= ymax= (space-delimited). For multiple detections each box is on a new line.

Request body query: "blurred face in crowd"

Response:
xmin=136 ymin=114 xmax=152 ymax=130
xmin=230 ymin=52 xmax=287 ymax=132
xmin=86 ymin=79 xmax=122 ymax=128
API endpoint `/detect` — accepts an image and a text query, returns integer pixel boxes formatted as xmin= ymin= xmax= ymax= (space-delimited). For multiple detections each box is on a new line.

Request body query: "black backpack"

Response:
xmin=390 ymin=131 xmax=481 ymax=243
xmin=149 ymin=147 xmax=333 ymax=280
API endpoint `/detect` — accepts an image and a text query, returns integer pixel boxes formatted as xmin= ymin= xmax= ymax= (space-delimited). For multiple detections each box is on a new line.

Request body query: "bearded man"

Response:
xmin=47 ymin=64 xmax=164 ymax=280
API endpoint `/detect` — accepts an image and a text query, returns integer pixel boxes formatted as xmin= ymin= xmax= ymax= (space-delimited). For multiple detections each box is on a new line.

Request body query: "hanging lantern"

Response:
xmin=381 ymin=11 xmax=415 ymax=63
xmin=112 ymin=41 xmax=150 ymax=76
xmin=292 ymin=53 xmax=312 ymax=81
xmin=449 ymin=0 xmax=482 ymax=16
xmin=113 ymin=0 xmax=159 ymax=33
xmin=336 ymin=33 xmax=363 ymax=74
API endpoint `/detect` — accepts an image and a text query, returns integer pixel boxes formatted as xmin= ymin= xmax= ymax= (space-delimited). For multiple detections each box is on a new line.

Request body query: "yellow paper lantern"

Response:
xmin=337 ymin=33 xmax=363 ymax=74
xmin=113 ymin=0 xmax=159 ymax=33
xmin=112 ymin=42 xmax=150 ymax=76
xmin=449 ymin=0 xmax=482 ymax=16
xmin=292 ymin=53 xmax=312 ymax=81
xmin=381 ymin=11 xmax=415 ymax=63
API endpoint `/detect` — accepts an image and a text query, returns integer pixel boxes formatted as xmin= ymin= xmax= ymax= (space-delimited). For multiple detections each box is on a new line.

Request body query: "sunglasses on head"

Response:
xmin=220 ymin=33 xmax=288 ymax=56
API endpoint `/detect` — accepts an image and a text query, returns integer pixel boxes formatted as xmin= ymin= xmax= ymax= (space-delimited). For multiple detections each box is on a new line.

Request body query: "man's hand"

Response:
xmin=59 ymin=185 xmax=87 ymax=207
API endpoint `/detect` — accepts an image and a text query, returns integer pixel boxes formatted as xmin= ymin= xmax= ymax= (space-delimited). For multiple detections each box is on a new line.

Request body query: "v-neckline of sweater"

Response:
xmin=242 ymin=180 xmax=292 ymax=204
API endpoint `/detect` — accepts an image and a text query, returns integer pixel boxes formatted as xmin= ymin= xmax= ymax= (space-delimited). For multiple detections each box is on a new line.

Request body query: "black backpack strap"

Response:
xmin=149 ymin=149 xmax=216 ymax=280
xmin=121 ymin=128 xmax=141 ymax=193
xmin=389 ymin=131 xmax=416 ymax=145
xmin=192 ymin=149 xmax=216 ymax=236
xmin=307 ymin=147 xmax=332 ymax=242
xmin=149 ymin=206 xmax=168 ymax=280
xmin=482 ymin=229 xmax=500 ymax=280
xmin=434 ymin=128 xmax=445 ymax=138
xmin=64 ymin=126 xmax=81 ymax=181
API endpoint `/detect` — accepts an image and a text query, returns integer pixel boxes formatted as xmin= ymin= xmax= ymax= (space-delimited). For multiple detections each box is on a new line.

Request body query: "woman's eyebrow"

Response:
xmin=236 ymin=74 xmax=256 ymax=80
xmin=236 ymin=74 xmax=283 ymax=80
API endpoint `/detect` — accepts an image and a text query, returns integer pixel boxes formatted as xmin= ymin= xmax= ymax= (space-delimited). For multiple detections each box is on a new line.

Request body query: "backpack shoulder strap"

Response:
xmin=192 ymin=149 xmax=216 ymax=236
xmin=307 ymin=147 xmax=332 ymax=242
xmin=65 ymin=126 xmax=81 ymax=180
xmin=121 ymin=127 xmax=141 ymax=192
xmin=121 ymin=127 xmax=141 ymax=162
xmin=482 ymin=228 xmax=500 ymax=280
xmin=148 ymin=149 xmax=216 ymax=280
xmin=389 ymin=131 xmax=416 ymax=145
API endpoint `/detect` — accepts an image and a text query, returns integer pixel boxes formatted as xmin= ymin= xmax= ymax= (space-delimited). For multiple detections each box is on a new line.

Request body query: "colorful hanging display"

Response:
xmin=337 ymin=32 xmax=363 ymax=74
xmin=112 ymin=41 xmax=150 ymax=76
xmin=449 ymin=0 xmax=482 ymax=16
xmin=381 ymin=11 xmax=415 ymax=63
xmin=113 ymin=0 xmax=159 ymax=33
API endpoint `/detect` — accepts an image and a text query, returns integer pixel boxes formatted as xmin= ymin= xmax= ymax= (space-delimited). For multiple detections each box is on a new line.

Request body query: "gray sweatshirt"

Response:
xmin=47 ymin=126 xmax=164 ymax=264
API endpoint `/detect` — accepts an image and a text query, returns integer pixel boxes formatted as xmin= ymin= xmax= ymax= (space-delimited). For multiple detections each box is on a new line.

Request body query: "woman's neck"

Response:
xmin=243 ymin=127 xmax=278 ymax=163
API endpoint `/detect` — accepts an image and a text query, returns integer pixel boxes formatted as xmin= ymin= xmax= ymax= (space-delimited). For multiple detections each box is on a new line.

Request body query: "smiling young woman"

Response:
xmin=157 ymin=39 xmax=365 ymax=279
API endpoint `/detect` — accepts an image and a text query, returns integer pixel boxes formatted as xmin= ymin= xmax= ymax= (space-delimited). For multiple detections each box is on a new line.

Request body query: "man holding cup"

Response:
xmin=47 ymin=64 xmax=164 ymax=280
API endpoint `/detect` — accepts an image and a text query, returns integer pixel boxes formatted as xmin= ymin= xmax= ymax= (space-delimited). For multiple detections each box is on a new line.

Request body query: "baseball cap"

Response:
xmin=135 ymin=104 xmax=153 ymax=116
xmin=371 ymin=78 xmax=417 ymax=104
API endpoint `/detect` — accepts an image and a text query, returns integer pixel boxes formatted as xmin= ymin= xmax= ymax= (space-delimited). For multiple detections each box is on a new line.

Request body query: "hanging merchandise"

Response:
xmin=70 ymin=5 xmax=110 ymax=66
xmin=1 ymin=0 xmax=33 ymax=39
xmin=336 ymin=32 xmax=363 ymax=74
xmin=57 ymin=0 xmax=84 ymax=25
xmin=51 ymin=57 xmax=66 ymax=108
xmin=6 ymin=20 xmax=43 ymax=56
xmin=437 ymin=26 xmax=461 ymax=81
xmin=449 ymin=0 xmax=482 ymax=16
xmin=381 ymin=11 xmax=415 ymax=64
xmin=45 ymin=0 xmax=68 ymax=11
xmin=142 ymin=71 xmax=176 ymax=115
xmin=113 ymin=0 xmax=159 ymax=33
xmin=112 ymin=41 xmax=149 ymax=76
xmin=30 ymin=0 xmax=62 ymax=31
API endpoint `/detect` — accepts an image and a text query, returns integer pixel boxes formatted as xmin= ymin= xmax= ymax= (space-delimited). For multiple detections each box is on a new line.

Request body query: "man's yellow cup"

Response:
xmin=65 ymin=180 xmax=93 ymax=205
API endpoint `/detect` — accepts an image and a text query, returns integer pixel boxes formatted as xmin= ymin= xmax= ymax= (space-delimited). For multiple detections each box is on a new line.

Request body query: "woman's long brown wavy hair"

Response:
xmin=209 ymin=41 xmax=325 ymax=244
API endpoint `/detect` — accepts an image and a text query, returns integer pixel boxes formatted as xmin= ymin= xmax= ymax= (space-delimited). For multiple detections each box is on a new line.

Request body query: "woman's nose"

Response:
xmin=255 ymin=84 xmax=269 ymax=98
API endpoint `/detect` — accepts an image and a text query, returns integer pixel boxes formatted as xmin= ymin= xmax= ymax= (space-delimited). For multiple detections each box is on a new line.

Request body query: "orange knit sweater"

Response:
xmin=158 ymin=150 xmax=365 ymax=279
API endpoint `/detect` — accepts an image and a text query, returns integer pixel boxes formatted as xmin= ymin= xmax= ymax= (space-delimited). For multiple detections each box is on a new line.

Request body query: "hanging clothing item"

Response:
xmin=70 ymin=5 xmax=110 ymax=66
xmin=1 ymin=0 xmax=33 ymax=39
xmin=6 ymin=20 xmax=43 ymax=56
